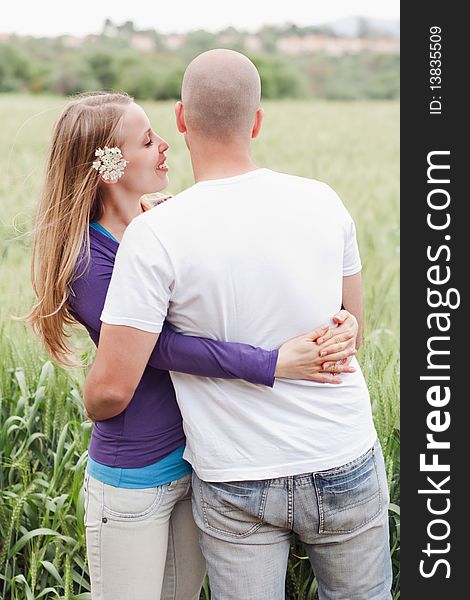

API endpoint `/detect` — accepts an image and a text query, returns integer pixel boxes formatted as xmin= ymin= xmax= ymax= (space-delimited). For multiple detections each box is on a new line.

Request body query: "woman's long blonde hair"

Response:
xmin=23 ymin=92 xmax=139 ymax=366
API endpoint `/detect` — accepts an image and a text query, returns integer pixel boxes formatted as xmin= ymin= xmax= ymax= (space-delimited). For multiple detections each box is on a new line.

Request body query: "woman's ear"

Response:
xmin=98 ymin=176 xmax=119 ymax=186
xmin=175 ymin=101 xmax=187 ymax=133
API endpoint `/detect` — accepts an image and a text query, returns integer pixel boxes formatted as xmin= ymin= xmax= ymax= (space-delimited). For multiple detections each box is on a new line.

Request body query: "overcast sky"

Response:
xmin=1 ymin=1 xmax=400 ymax=36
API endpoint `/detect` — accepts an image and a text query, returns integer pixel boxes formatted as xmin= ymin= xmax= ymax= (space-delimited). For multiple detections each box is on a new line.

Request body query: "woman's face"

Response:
xmin=117 ymin=102 xmax=169 ymax=196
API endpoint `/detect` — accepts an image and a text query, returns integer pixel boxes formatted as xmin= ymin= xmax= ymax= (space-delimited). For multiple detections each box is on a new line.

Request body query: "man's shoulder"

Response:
xmin=139 ymin=186 xmax=197 ymax=222
xmin=123 ymin=190 xmax=195 ymax=245
xmin=267 ymin=169 xmax=330 ymax=188
xmin=267 ymin=170 xmax=341 ymax=200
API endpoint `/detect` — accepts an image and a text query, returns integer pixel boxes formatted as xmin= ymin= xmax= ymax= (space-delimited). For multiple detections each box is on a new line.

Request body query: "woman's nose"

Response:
xmin=158 ymin=140 xmax=169 ymax=153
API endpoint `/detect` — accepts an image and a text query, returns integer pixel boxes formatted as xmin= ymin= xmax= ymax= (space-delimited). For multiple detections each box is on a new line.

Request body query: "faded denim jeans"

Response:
xmin=192 ymin=439 xmax=392 ymax=600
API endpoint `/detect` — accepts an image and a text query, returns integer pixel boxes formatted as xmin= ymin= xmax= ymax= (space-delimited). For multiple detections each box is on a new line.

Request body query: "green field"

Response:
xmin=0 ymin=95 xmax=400 ymax=599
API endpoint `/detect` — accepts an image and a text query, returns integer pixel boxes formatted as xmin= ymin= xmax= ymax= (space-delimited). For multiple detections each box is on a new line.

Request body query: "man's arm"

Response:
xmin=83 ymin=324 xmax=159 ymax=421
xmin=342 ymin=272 xmax=363 ymax=349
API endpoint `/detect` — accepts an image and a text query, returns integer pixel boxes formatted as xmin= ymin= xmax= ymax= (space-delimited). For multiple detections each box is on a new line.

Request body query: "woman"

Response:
xmin=25 ymin=92 xmax=358 ymax=600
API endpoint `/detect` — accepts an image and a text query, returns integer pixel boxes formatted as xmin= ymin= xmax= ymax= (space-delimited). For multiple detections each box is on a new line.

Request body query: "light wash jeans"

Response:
xmin=192 ymin=439 xmax=392 ymax=600
xmin=84 ymin=472 xmax=206 ymax=600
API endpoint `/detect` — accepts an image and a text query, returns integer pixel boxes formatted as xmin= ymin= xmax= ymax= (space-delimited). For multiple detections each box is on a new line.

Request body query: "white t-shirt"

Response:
xmin=102 ymin=169 xmax=377 ymax=481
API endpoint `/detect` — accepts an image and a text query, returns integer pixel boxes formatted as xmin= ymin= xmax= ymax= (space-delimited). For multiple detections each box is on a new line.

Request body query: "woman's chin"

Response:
xmin=155 ymin=172 xmax=169 ymax=189
xmin=144 ymin=178 xmax=169 ymax=195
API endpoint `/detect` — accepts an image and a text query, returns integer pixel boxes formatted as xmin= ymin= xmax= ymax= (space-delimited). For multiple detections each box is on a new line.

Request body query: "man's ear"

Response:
xmin=251 ymin=108 xmax=264 ymax=139
xmin=175 ymin=101 xmax=187 ymax=133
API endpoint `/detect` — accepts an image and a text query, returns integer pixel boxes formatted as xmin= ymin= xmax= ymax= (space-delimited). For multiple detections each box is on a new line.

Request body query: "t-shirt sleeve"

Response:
xmin=343 ymin=217 xmax=362 ymax=276
xmin=150 ymin=322 xmax=278 ymax=387
xmin=319 ymin=181 xmax=362 ymax=277
xmin=100 ymin=218 xmax=173 ymax=333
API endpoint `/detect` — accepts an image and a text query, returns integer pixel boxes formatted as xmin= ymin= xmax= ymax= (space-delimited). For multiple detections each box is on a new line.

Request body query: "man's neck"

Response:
xmin=189 ymin=141 xmax=259 ymax=183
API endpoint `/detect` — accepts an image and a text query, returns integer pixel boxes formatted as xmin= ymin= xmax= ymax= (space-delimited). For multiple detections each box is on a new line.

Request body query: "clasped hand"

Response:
xmin=275 ymin=309 xmax=358 ymax=384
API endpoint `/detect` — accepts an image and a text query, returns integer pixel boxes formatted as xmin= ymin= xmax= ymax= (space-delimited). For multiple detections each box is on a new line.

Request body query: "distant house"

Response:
xmin=277 ymin=34 xmax=399 ymax=56
xmin=129 ymin=33 xmax=156 ymax=52
xmin=277 ymin=34 xmax=323 ymax=55
xmin=165 ymin=34 xmax=186 ymax=50
xmin=218 ymin=34 xmax=238 ymax=46
xmin=364 ymin=37 xmax=400 ymax=54
xmin=62 ymin=35 xmax=86 ymax=48
xmin=243 ymin=35 xmax=263 ymax=52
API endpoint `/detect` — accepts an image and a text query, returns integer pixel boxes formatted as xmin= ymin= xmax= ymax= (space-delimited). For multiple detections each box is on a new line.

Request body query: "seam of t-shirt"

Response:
xmin=193 ymin=167 xmax=270 ymax=186
xmin=186 ymin=432 xmax=377 ymax=480
xmin=342 ymin=265 xmax=362 ymax=277
xmin=100 ymin=313 xmax=164 ymax=333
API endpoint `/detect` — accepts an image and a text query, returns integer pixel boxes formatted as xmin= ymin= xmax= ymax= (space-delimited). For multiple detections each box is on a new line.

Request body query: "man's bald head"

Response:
xmin=181 ymin=49 xmax=261 ymax=141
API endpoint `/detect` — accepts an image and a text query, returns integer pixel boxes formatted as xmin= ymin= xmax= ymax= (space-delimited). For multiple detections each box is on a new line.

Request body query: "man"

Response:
xmin=84 ymin=49 xmax=392 ymax=599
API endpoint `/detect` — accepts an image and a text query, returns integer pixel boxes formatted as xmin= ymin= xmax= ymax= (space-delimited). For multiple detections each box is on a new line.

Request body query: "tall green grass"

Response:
xmin=0 ymin=95 xmax=399 ymax=599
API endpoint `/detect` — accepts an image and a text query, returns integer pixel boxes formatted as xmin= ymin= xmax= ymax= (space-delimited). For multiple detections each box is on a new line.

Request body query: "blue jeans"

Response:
xmin=192 ymin=439 xmax=392 ymax=600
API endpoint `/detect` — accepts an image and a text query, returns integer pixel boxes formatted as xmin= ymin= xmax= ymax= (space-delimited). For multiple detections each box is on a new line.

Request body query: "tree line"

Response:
xmin=0 ymin=35 xmax=399 ymax=101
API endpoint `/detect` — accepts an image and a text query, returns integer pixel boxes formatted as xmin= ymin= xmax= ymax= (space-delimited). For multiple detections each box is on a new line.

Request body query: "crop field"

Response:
xmin=0 ymin=95 xmax=399 ymax=599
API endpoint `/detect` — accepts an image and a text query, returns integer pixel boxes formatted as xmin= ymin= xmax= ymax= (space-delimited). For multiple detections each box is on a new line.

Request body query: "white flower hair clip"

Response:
xmin=92 ymin=146 xmax=128 ymax=182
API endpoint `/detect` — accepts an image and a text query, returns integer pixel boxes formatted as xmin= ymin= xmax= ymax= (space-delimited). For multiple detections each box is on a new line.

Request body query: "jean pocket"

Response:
xmin=314 ymin=447 xmax=382 ymax=535
xmin=199 ymin=480 xmax=268 ymax=538
xmin=102 ymin=484 xmax=166 ymax=522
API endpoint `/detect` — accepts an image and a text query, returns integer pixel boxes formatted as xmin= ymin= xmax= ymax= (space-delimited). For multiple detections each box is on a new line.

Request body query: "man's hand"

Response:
xmin=84 ymin=324 xmax=159 ymax=421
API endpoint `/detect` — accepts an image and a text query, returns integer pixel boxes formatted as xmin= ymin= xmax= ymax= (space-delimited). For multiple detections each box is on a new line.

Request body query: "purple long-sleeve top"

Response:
xmin=69 ymin=226 xmax=278 ymax=468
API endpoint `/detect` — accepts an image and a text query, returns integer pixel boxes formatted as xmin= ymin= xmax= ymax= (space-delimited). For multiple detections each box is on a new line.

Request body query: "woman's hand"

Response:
xmin=274 ymin=310 xmax=358 ymax=384
xmin=316 ymin=310 xmax=359 ymax=371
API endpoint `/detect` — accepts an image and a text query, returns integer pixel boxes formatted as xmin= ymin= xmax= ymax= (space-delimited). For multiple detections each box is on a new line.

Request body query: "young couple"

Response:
xmin=28 ymin=49 xmax=392 ymax=599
